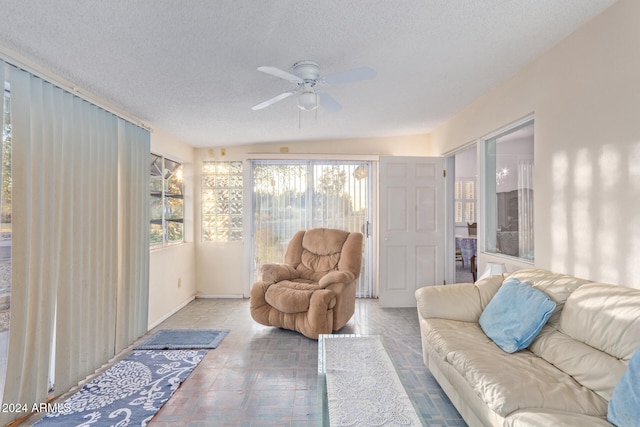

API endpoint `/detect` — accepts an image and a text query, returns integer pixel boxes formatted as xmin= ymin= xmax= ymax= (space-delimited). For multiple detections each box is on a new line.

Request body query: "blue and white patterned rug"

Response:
xmin=135 ymin=328 xmax=229 ymax=350
xmin=34 ymin=350 xmax=206 ymax=426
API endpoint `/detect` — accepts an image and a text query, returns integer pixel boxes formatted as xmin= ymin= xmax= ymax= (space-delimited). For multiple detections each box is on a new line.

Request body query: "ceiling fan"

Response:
xmin=251 ymin=60 xmax=376 ymax=112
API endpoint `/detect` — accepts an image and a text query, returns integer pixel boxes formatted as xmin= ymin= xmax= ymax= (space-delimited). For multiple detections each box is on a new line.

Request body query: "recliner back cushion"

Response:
xmin=296 ymin=228 xmax=349 ymax=281
xmin=300 ymin=250 xmax=341 ymax=280
xmin=533 ymin=282 xmax=640 ymax=400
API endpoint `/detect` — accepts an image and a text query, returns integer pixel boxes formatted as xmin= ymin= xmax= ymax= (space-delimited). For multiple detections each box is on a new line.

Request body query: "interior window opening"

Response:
xmin=483 ymin=119 xmax=534 ymax=262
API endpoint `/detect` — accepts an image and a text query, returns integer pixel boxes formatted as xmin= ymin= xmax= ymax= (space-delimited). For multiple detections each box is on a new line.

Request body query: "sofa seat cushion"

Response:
xmin=529 ymin=329 xmax=628 ymax=402
xmin=447 ymin=344 xmax=608 ymax=418
xmin=505 ymin=409 xmax=612 ymax=427
xmin=420 ymin=319 xmax=607 ymax=418
xmin=420 ymin=318 xmax=495 ymax=360
xmin=265 ymin=280 xmax=322 ymax=313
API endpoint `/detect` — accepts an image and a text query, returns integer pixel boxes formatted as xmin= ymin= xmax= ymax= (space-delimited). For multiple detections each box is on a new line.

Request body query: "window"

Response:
xmin=150 ymin=154 xmax=184 ymax=246
xmin=202 ymin=161 xmax=243 ymax=242
xmin=483 ymin=118 xmax=534 ymax=261
xmin=455 ymin=178 xmax=476 ymax=225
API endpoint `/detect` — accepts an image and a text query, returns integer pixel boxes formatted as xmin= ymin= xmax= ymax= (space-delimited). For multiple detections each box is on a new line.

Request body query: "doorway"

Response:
xmin=451 ymin=145 xmax=477 ymax=284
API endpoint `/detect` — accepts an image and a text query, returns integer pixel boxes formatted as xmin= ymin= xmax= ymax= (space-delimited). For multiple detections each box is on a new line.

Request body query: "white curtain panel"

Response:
xmin=1 ymin=62 xmax=149 ymax=423
xmin=518 ymin=160 xmax=534 ymax=260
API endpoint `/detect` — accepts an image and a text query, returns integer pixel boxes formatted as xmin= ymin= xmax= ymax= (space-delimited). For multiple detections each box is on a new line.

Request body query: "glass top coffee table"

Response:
xmin=318 ymin=334 xmax=423 ymax=426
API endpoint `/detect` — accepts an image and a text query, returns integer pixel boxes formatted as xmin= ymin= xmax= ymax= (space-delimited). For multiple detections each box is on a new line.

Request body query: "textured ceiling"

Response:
xmin=0 ymin=0 xmax=616 ymax=147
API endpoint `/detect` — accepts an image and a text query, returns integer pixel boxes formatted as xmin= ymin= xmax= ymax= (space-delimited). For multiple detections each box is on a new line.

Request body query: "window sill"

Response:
xmin=481 ymin=251 xmax=535 ymax=265
xmin=150 ymin=241 xmax=188 ymax=253
xmin=200 ymin=240 xmax=244 ymax=245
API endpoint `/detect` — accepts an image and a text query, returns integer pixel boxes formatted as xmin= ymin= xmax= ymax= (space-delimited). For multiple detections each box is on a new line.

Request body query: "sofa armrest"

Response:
xmin=260 ymin=263 xmax=300 ymax=283
xmin=415 ymin=283 xmax=484 ymax=322
xmin=318 ymin=270 xmax=355 ymax=288
xmin=415 ymin=275 xmax=504 ymax=322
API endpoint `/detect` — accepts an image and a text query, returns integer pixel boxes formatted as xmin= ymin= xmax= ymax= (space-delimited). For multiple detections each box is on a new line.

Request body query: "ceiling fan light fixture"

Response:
xmin=298 ymin=91 xmax=318 ymax=111
xmin=254 ymin=60 xmax=375 ymax=113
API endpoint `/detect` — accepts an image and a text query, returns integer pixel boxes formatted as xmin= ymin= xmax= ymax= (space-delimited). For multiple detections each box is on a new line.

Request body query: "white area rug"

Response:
xmin=324 ymin=335 xmax=423 ymax=426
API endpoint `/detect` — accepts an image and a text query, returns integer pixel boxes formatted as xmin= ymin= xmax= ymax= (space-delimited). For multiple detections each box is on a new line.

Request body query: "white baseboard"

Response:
xmin=196 ymin=294 xmax=245 ymax=299
xmin=147 ymin=295 xmax=196 ymax=330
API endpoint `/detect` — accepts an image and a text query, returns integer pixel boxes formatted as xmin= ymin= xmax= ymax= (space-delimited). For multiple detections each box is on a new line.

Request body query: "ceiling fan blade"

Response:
xmin=257 ymin=66 xmax=303 ymax=83
xmin=251 ymin=91 xmax=295 ymax=110
xmin=322 ymin=66 xmax=377 ymax=85
xmin=317 ymin=91 xmax=342 ymax=112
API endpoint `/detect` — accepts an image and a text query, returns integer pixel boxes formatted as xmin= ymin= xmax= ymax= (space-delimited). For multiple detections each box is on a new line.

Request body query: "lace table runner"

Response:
xmin=323 ymin=335 xmax=422 ymax=426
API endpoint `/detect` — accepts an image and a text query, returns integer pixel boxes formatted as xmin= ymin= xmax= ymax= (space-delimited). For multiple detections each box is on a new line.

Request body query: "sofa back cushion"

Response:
xmin=560 ymin=283 xmax=640 ymax=360
xmin=533 ymin=282 xmax=640 ymax=400
xmin=504 ymin=269 xmax=591 ymax=330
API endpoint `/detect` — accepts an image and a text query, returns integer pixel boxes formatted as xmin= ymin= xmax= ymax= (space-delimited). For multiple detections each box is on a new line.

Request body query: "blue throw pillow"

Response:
xmin=479 ymin=278 xmax=556 ymax=353
xmin=608 ymin=347 xmax=640 ymax=427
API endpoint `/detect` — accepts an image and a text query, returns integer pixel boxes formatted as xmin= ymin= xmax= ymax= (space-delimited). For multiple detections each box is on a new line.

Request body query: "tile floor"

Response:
xmin=147 ymin=298 xmax=466 ymax=427
xmin=455 ymin=260 xmax=475 ymax=284
xmin=24 ymin=298 xmax=467 ymax=427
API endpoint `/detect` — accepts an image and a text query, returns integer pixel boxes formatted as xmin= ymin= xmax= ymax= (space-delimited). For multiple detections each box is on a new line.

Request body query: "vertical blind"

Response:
xmin=251 ymin=160 xmax=373 ymax=297
xmin=0 ymin=59 xmax=150 ymax=423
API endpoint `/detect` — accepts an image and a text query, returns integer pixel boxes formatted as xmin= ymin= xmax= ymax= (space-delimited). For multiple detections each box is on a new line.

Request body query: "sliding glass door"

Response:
xmin=250 ymin=160 xmax=374 ymax=297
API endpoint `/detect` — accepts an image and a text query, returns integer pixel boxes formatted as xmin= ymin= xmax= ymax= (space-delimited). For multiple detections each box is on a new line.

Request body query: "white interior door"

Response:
xmin=379 ymin=156 xmax=445 ymax=307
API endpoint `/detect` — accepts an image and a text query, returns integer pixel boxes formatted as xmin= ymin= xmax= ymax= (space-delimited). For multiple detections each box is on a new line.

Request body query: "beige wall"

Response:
xmin=194 ymin=134 xmax=431 ymax=296
xmin=148 ymin=130 xmax=197 ymax=327
xmin=432 ymin=0 xmax=640 ymax=288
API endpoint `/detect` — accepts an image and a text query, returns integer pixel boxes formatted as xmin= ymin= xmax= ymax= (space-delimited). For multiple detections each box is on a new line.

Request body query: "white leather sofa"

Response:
xmin=415 ymin=268 xmax=640 ymax=426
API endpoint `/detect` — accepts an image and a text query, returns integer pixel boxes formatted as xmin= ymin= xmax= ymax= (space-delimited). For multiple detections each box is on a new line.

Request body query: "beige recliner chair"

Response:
xmin=250 ymin=228 xmax=363 ymax=339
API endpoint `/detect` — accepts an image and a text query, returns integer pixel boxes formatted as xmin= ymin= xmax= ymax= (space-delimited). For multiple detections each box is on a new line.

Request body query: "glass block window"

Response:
xmin=455 ymin=178 xmax=476 ymax=225
xmin=202 ymin=161 xmax=243 ymax=242
xmin=150 ymin=154 xmax=184 ymax=246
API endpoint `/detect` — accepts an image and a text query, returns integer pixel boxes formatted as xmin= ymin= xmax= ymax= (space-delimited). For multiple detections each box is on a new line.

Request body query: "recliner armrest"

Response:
xmin=261 ymin=263 xmax=300 ymax=283
xmin=318 ymin=270 xmax=355 ymax=288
